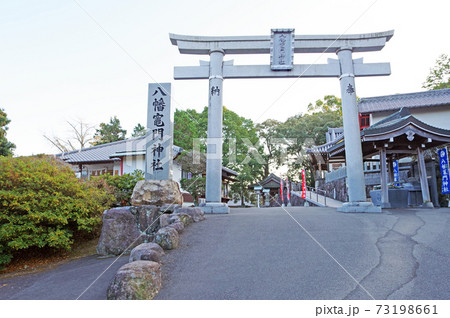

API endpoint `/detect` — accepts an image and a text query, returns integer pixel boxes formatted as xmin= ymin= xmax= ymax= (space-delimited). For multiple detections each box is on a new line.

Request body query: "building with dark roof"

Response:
xmin=307 ymin=88 xmax=450 ymax=207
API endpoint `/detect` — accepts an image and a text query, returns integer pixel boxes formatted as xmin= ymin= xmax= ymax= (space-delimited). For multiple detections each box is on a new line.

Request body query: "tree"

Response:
xmin=307 ymin=94 xmax=342 ymax=116
xmin=44 ymin=119 xmax=94 ymax=152
xmin=0 ymin=108 xmax=15 ymax=157
xmin=92 ymin=116 xmax=126 ymax=146
xmin=173 ymin=108 xmax=206 ymax=151
xmin=131 ymin=123 xmax=146 ymax=137
xmin=422 ymin=53 xmax=450 ymax=90
xmin=256 ymin=119 xmax=282 ymax=176
xmin=273 ymin=95 xmax=343 ymax=183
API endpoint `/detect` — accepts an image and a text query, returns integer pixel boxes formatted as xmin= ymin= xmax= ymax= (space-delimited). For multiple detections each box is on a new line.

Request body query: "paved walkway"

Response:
xmin=1 ymin=207 xmax=449 ymax=300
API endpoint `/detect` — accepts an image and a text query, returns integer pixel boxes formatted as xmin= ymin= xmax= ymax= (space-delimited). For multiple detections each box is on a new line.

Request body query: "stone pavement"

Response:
xmin=1 ymin=207 xmax=449 ymax=300
xmin=156 ymin=207 xmax=450 ymax=300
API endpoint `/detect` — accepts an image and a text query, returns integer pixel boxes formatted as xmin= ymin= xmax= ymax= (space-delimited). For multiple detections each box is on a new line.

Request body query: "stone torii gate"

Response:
xmin=170 ymin=29 xmax=394 ymax=213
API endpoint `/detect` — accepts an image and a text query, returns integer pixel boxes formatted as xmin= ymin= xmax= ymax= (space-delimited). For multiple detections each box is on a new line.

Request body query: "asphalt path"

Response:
xmin=1 ymin=207 xmax=449 ymax=300
xmin=155 ymin=207 xmax=450 ymax=300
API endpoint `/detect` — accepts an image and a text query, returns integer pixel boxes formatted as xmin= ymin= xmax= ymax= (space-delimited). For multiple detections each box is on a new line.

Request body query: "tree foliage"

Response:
xmin=307 ymin=95 xmax=342 ymax=116
xmin=422 ymin=53 xmax=450 ymax=90
xmin=174 ymin=108 xmax=206 ymax=151
xmin=131 ymin=123 xmax=147 ymax=137
xmin=92 ymin=116 xmax=126 ymax=146
xmin=0 ymin=155 xmax=114 ymax=268
xmin=94 ymin=170 xmax=144 ymax=206
xmin=44 ymin=119 xmax=94 ymax=152
xmin=0 ymin=108 xmax=15 ymax=157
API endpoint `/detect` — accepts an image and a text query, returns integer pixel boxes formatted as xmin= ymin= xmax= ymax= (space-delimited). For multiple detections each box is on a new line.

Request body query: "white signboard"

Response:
xmin=270 ymin=28 xmax=295 ymax=71
xmin=146 ymin=83 xmax=173 ymax=180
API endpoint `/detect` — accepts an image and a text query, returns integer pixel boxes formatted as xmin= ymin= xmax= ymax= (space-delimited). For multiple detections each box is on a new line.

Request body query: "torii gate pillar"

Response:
xmin=203 ymin=49 xmax=229 ymax=213
xmin=336 ymin=48 xmax=381 ymax=212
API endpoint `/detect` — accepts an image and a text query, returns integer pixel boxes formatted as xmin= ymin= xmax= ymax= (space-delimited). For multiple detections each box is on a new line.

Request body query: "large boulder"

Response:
xmin=106 ymin=261 xmax=162 ymax=300
xmin=96 ymin=207 xmax=143 ymax=256
xmin=129 ymin=243 xmax=164 ymax=263
xmin=131 ymin=180 xmax=183 ymax=206
xmin=97 ymin=206 xmax=161 ymax=256
xmin=166 ymin=221 xmax=184 ymax=233
xmin=175 ymin=213 xmax=193 ymax=226
xmin=174 ymin=207 xmax=206 ymax=222
xmin=130 ymin=205 xmax=160 ymax=236
xmin=154 ymin=227 xmax=179 ymax=250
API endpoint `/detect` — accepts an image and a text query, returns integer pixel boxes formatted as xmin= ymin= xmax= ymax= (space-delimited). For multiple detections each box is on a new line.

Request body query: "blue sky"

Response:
xmin=1 ymin=0 xmax=449 ymax=156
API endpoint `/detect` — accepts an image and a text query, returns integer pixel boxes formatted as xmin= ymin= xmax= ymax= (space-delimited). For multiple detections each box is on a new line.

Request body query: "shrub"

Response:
xmin=0 ymin=155 xmax=114 ymax=268
xmin=95 ymin=170 xmax=144 ymax=206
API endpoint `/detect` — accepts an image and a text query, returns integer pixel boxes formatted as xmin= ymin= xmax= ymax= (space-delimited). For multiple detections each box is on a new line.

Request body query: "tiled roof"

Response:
xmin=55 ymin=136 xmax=184 ymax=164
xmin=358 ymin=88 xmax=450 ymax=113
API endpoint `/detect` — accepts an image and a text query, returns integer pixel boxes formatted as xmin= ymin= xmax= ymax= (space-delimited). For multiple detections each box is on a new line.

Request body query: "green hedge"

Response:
xmin=94 ymin=170 xmax=144 ymax=206
xmin=0 ymin=155 xmax=114 ymax=268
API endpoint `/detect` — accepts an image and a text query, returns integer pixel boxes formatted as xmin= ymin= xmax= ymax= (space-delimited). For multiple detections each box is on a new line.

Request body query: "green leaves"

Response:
xmin=0 ymin=155 xmax=114 ymax=268
xmin=94 ymin=170 xmax=144 ymax=206
xmin=422 ymin=54 xmax=450 ymax=90
xmin=92 ymin=116 xmax=127 ymax=146
xmin=0 ymin=108 xmax=15 ymax=157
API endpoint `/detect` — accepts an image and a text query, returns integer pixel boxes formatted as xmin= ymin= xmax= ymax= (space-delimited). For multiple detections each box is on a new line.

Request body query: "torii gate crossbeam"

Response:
xmin=170 ymin=29 xmax=394 ymax=213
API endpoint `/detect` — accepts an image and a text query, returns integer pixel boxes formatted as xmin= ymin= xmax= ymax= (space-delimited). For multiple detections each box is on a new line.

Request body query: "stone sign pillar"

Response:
xmin=417 ymin=147 xmax=434 ymax=208
xmin=202 ymin=49 xmax=229 ymax=213
xmin=145 ymin=83 xmax=173 ymax=180
xmin=380 ymin=147 xmax=391 ymax=208
xmin=336 ymin=48 xmax=380 ymax=212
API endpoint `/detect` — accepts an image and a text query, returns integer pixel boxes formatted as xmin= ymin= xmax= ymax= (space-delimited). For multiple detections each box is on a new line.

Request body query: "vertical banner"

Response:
xmin=280 ymin=178 xmax=284 ymax=206
xmin=438 ymin=148 xmax=450 ymax=194
xmin=301 ymin=170 xmax=306 ymax=199
xmin=285 ymin=177 xmax=291 ymax=203
xmin=393 ymin=160 xmax=400 ymax=186
xmin=146 ymin=83 xmax=173 ymax=180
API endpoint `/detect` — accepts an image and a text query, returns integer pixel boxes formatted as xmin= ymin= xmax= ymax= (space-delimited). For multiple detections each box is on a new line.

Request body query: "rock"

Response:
xmin=159 ymin=203 xmax=181 ymax=213
xmin=174 ymin=207 xmax=206 ymax=222
xmin=131 ymin=180 xmax=183 ymax=206
xmin=96 ymin=207 xmax=143 ymax=256
xmin=96 ymin=206 xmax=161 ymax=256
xmin=168 ymin=215 xmax=181 ymax=224
xmin=154 ymin=227 xmax=179 ymax=250
xmin=106 ymin=261 xmax=162 ymax=300
xmin=175 ymin=213 xmax=193 ymax=226
xmin=159 ymin=214 xmax=171 ymax=228
xmin=167 ymin=221 xmax=184 ymax=233
xmin=129 ymin=205 xmax=160 ymax=235
xmin=129 ymin=243 xmax=165 ymax=263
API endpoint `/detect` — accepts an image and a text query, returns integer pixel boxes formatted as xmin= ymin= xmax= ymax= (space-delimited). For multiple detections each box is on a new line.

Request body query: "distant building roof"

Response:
xmin=55 ymin=136 xmax=184 ymax=164
xmin=358 ymin=88 xmax=450 ymax=113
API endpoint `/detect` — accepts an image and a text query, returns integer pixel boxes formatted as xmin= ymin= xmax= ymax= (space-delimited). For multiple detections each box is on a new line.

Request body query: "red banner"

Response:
xmin=280 ymin=178 xmax=284 ymax=205
xmin=301 ymin=170 xmax=306 ymax=199
xmin=286 ymin=177 xmax=291 ymax=201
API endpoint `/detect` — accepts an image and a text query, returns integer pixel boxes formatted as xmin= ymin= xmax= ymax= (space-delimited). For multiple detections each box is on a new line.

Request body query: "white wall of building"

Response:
xmin=371 ymin=105 xmax=450 ymax=129
xmin=122 ymin=155 xmax=145 ymax=175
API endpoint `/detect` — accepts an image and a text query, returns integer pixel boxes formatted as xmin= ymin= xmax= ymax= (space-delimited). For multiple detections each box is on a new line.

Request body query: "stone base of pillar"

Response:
xmin=420 ymin=201 xmax=434 ymax=208
xmin=199 ymin=202 xmax=230 ymax=214
xmin=337 ymin=201 xmax=382 ymax=213
xmin=381 ymin=202 xmax=392 ymax=208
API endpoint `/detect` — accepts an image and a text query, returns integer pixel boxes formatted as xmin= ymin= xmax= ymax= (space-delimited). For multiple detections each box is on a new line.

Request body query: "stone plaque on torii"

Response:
xmin=170 ymin=29 xmax=394 ymax=213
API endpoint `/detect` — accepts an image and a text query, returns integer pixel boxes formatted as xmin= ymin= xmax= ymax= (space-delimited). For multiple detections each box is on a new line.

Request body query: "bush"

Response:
xmin=0 ymin=155 xmax=114 ymax=268
xmin=95 ymin=170 xmax=144 ymax=206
